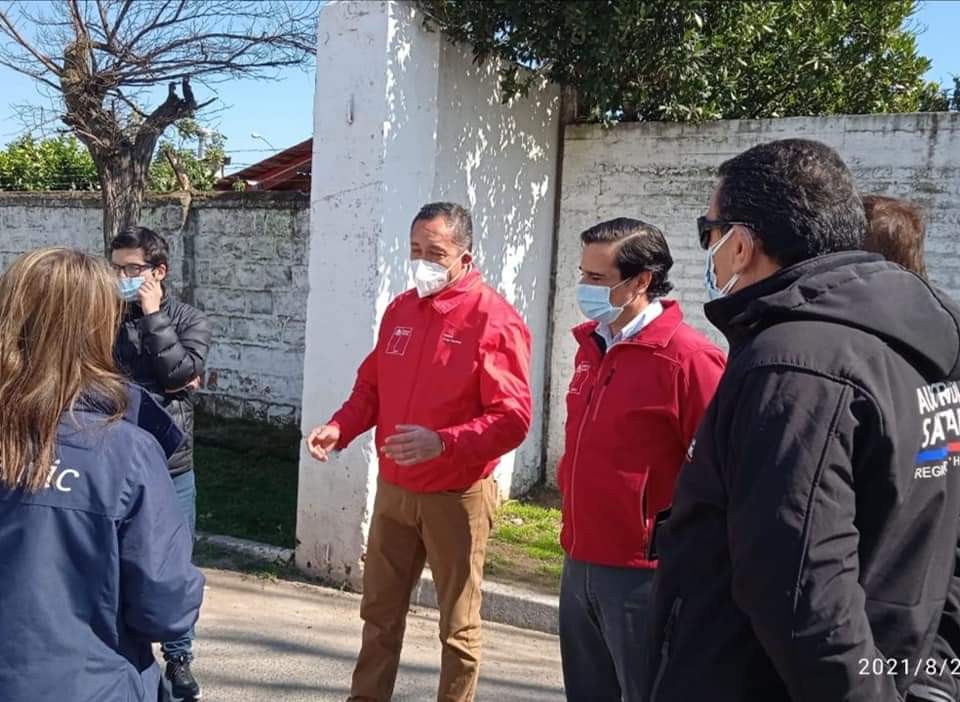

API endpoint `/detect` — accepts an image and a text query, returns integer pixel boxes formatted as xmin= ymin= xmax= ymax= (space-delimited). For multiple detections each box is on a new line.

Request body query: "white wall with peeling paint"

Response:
xmin=297 ymin=0 xmax=559 ymax=586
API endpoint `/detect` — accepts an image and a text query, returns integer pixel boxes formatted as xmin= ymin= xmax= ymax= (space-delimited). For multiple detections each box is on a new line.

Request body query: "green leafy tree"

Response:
xmin=417 ymin=0 xmax=950 ymax=122
xmin=0 ymin=134 xmax=97 ymax=191
xmin=0 ymin=122 xmax=227 ymax=193
xmin=148 ymin=120 xmax=228 ymax=192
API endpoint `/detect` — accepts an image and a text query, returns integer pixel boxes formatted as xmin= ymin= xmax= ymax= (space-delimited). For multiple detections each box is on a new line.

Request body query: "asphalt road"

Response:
xmin=185 ymin=568 xmax=565 ymax=701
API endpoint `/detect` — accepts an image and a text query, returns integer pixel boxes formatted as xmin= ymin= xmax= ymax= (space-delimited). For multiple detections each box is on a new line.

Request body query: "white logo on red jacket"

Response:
xmin=569 ymin=362 xmax=592 ymax=395
xmin=386 ymin=327 xmax=413 ymax=356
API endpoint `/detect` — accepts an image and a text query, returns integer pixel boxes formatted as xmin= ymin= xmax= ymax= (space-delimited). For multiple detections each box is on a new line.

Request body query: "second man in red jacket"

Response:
xmin=557 ymin=218 xmax=725 ymax=701
xmin=307 ymin=202 xmax=532 ymax=702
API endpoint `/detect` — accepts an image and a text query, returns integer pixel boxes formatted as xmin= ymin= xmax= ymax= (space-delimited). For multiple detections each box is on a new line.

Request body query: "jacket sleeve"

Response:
xmin=907 ymin=545 xmax=960 ymax=702
xmin=328 ymin=347 xmax=379 ymax=449
xmin=436 ymin=315 xmax=533 ymax=467
xmin=119 ymin=438 xmax=205 ymax=643
xmin=678 ymin=346 xmax=725 ymax=451
xmin=725 ymin=367 xmax=898 ymax=702
xmin=140 ymin=304 xmax=211 ymax=392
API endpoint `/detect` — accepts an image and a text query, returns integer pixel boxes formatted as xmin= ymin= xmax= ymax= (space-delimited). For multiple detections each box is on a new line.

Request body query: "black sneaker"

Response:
xmin=162 ymin=655 xmax=201 ymax=701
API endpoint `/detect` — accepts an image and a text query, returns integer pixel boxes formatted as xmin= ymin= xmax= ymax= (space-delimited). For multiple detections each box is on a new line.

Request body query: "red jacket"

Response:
xmin=329 ymin=269 xmax=533 ymax=492
xmin=557 ymin=300 xmax=725 ymax=568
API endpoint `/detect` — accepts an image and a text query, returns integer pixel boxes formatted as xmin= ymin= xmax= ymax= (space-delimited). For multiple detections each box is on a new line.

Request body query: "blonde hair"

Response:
xmin=0 ymin=248 xmax=128 ymax=491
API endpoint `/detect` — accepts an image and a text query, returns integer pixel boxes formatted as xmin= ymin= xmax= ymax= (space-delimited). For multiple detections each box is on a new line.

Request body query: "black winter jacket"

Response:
xmin=647 ymin=252 xmax=960 ymax=702
xmin=115 ymin=295 xmax=211 ymax=475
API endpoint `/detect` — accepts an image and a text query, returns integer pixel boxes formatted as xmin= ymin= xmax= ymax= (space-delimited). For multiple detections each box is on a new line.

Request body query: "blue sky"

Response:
xmin=0 ymin=0 xmax=957 ymax=174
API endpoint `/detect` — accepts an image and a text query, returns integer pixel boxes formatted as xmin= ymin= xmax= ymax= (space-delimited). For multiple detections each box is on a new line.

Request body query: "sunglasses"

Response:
xmin=696 ymin=217 xmax=755 ymax=250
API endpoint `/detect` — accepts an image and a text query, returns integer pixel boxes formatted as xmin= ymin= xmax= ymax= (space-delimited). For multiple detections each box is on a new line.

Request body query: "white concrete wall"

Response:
xmin=298 ymin=0 xmax=559 ymax=585
xmin=431 ymin=37 xmax=560 ymax=496
xmin=547 ymin=112 xmax=960 ymax=482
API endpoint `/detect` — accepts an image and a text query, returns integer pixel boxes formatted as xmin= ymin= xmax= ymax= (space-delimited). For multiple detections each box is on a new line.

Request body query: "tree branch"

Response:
xmin=0 ymin=8 xmax=64 ymax=76
xmin=0 ymin=57 xmax=62 ymax=91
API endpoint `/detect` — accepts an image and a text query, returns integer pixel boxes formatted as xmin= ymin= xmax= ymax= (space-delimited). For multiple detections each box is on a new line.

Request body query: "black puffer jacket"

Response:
xmin=647 ymin=252 xmax=960 ymax=702
xmin=115 ymin=295 xmax=211 ymax=475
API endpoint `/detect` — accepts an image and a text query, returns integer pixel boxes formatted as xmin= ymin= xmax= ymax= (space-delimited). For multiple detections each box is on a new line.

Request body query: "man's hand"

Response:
xmin=307 ymin=424 xmax=341 ymax=462
xmin=168 ymin=376 xmax=202 ymax=394
xmin=138 ymin=276 xmax=163 ymax=315
xmin=382 ymin=425 xmax=443 ymax=466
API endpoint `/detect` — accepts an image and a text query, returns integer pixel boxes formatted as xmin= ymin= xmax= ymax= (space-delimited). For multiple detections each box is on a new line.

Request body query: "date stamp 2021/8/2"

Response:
xmin=859 ymin=658 xmax=960 ymax=677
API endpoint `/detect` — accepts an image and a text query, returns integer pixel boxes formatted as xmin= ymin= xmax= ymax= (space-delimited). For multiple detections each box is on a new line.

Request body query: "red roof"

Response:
xmin=215 ymin=138 xmax=312 ymax=192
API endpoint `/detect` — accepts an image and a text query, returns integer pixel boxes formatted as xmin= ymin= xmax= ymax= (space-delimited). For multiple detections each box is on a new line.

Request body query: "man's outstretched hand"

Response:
xmin=307 ymin=424 xmax=341 ymax=462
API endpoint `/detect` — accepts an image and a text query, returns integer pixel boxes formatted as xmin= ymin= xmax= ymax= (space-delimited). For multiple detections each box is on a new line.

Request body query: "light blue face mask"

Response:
xmin=117 ymin=276 xmax=145 ymax=302
xmin=576 ymin=278 xmax=633 ymax=325
xmin=704 ymin=229 xmax=740 ymax=301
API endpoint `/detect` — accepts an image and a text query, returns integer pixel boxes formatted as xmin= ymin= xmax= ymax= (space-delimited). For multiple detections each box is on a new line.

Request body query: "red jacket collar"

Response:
xmin=572 ymin=299 xmax=684 ymax=350
xmin=427 ymin=267 xmax=484 ymax=314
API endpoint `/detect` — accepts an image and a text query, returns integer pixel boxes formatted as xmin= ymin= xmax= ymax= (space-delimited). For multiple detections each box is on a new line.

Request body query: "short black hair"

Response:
xmin=411 ymin=202 xmax=473 ymax=252
xmin=109 ymin=225 xmax=170 ymax=269
xmin=580 ymin=217 xmax=674 ymax=299
xmin=716 ymin=139 xmax=864 ymax=266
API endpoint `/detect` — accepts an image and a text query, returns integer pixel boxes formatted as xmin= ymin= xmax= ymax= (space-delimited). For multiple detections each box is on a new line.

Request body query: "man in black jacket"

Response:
xmin=111 ymin=226 xmax=211 ymax=702
xmin=647 ymin=139 xmax=960 ymax=702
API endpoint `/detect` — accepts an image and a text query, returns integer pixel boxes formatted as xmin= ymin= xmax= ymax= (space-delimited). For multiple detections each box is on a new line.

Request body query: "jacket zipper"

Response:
xmin=568 ymin=350 xmax=607 ymax=555
xmin=567 ymin=384 xmax=594 ymax=555
xmin=649 ymin=598 xmax=683 ymax=702
xmin=590 ymin=366 xmax=617 ymax=422
xmin=397 ymin=312 xmax=436 ymax=476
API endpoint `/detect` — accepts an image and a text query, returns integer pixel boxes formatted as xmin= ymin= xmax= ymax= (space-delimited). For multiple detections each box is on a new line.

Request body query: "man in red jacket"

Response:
xmin=557 ymin=218 xmax=725 ymax=701
xmin=306 ymin=202 xmax=533 ymax=702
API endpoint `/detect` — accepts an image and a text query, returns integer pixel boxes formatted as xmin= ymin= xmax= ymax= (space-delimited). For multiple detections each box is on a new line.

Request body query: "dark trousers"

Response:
xmin=161 ymin=470 xmax=197 ymax=661
xmin=559 ymin=557 xmax=654 ymax=702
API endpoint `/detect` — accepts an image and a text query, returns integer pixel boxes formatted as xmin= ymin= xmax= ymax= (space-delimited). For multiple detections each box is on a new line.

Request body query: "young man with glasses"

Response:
xmin=110 ymin=226 xmax=211 ymax=702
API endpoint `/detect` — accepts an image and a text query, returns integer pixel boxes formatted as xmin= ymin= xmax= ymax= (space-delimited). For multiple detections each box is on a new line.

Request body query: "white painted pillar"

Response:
xmin=296 ymin=0 xmax=442 ymax=586
xmin=297 ymin=0 xmax=562 ymax=587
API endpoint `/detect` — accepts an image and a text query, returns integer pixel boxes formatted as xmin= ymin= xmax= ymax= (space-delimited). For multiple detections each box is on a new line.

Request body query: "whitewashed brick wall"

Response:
xmin=0 ymin=191 xmax=308 ymax=424
xmin=547 ymin=112 xmax=960 ymax=481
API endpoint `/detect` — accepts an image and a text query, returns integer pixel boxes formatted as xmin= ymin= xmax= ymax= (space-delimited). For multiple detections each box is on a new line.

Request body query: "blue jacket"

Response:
xmin=0 ymin=386 xmax=205 ymax=702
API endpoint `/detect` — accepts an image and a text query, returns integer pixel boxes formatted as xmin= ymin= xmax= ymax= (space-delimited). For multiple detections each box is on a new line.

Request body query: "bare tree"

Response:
xmin=0 ymin=0 xmax=319 ymax=250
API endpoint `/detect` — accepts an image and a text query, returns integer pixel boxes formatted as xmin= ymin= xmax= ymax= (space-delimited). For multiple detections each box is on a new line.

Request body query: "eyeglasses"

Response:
xmin=111 ymin=263 xmax=154 ymax=277
xmin=696 ymin=217 xmax=755 ymax=250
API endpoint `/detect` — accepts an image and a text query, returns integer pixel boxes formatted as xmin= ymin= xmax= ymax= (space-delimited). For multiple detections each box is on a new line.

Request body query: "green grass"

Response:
xmin=193 ymin=411 xmax=299 ymax=548
xmin=486 ymin=490 xmax=563 ymax=595
xmin=192 ymin=410 xmax=563 ymax=593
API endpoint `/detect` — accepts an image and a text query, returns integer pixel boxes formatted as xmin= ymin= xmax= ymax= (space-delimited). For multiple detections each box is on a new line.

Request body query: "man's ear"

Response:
xmin=153 ymin=263 xmax=168 ymax=282
xmin=731 ymin=229 xmax=756 ymax=274
xmin=635 ymin=271 xmax=653 ymax=296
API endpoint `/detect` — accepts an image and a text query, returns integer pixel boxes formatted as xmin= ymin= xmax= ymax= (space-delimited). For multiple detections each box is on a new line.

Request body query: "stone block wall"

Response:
xmin=0 ymin=190 xmax=309 ymax=425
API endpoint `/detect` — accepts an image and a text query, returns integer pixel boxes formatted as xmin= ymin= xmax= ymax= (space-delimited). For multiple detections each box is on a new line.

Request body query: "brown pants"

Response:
xmin=348 ymin=477 xmax=497 ymax=702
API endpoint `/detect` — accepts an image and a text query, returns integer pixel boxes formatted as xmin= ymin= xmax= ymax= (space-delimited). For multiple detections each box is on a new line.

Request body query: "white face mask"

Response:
xmin=412 ymin=254 xmax=466 ymax=298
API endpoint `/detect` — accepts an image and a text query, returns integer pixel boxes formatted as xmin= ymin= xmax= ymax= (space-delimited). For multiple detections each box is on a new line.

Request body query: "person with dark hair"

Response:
xmin=0 ymin=248 xmax=203 ymax=702
xmin=556 ymin=217 xmax=725 ymax=700
xmin=306 ymin=202 xmax=532 ymax=702
xmin=110 ymin=225 xmax=211 ymax=702
xmin=647 ymin=138 xmax=960 ymax=702
xmin=862 ymin=194 xmax=928 ymax=277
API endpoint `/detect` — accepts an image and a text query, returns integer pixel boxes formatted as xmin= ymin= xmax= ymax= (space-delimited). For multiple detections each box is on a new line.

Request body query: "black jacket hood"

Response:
xmin=705 ymin=251 xmax=960 ymax=383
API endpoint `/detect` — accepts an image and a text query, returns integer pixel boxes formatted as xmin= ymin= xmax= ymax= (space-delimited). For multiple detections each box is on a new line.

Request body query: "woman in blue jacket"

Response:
xmin=0 ymin=248 xmax=205 ymax=702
